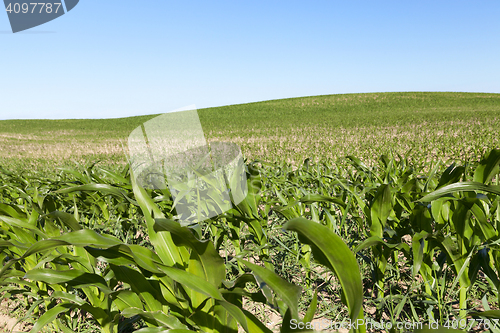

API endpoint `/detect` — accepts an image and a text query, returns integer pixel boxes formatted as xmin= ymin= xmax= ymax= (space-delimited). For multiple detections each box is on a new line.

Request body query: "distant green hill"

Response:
xmin=1 ymin=92 xmax=499 ymax=172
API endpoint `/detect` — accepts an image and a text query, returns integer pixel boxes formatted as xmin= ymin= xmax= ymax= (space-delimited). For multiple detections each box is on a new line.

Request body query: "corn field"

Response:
xmin=0 ymin=147 xmax=499 ymax=333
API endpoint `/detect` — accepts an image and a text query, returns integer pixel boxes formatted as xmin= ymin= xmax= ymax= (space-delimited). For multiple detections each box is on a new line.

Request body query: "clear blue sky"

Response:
xmin=1 ymin=1 xmax=499 ymax=120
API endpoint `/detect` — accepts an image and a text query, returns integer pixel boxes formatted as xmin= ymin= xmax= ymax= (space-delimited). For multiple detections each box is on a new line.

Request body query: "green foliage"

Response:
xmin=1 ymin=148 xmax=500 ymax=332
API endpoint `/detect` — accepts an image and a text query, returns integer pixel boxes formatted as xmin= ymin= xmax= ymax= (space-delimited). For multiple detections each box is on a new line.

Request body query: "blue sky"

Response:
xmin=1 ymin=1 xmax=499 ymax=120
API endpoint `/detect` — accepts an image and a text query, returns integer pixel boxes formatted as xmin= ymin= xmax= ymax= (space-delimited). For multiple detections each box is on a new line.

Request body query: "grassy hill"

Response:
xmin=1 ymin=92 xmax=499 ymax=172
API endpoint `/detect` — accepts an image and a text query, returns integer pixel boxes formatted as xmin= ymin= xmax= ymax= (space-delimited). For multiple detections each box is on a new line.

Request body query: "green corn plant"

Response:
xmin=238 ymin=216 xmax=366 ymax=333
xmin=0 ymin=171 xmax=95 ymax=331
xmin=221 ymin=161 xmax=274 ymax=272
xmin=364 ymin=183 xmax=394 ymax=298
xmin=0 ymin=169 xmax=148 ymax=333
xmin=3 ymin=148 xmax=500 ymax=332
xmin=419 ymin=148 xmax=500 ymax=319
xmin=1 ymin=171 xmax=279 ymax=332
xmin=272 ymin=192 xmax=347 ymax=293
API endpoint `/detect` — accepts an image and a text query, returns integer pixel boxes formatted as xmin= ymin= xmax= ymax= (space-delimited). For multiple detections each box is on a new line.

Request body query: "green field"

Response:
xmin=1 ymin=92 xmax=500 ymax=333
xmin=1 ymin=92 xmax=499 ymax=172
